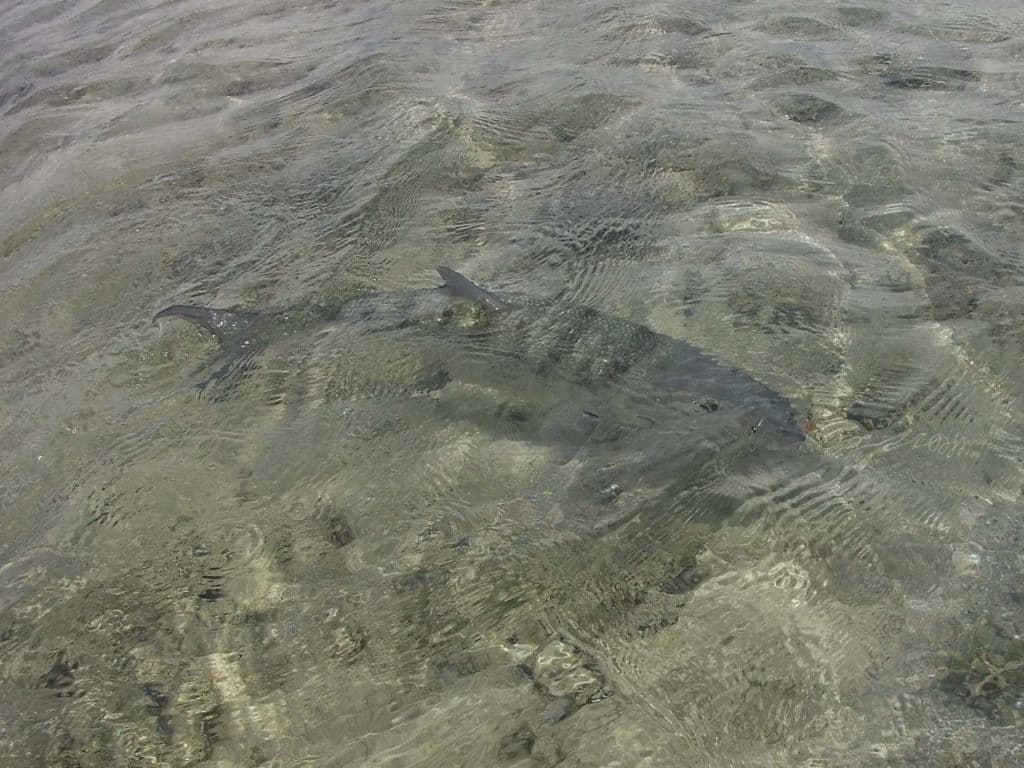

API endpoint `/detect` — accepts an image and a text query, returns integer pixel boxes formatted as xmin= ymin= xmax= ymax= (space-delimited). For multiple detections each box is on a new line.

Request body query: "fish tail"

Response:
xmin=152 ymin=304 xmax=262 ymax=343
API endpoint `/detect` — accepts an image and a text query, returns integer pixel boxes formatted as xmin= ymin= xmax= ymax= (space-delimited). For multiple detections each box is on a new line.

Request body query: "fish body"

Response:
xmin=154 ymin=267 xmax=804 ymax=443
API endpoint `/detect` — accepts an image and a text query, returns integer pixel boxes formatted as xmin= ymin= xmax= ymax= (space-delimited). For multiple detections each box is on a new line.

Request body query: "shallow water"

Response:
xmin=3 ymin=0 xmax=1024 ymax=765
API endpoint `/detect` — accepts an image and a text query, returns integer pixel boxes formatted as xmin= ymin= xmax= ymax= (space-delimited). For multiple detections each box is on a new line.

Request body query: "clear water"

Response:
xmin=2 ymin=0 xmax=1023 ymax=765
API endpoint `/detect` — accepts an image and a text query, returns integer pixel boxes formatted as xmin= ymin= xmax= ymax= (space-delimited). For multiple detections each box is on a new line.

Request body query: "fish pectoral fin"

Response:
xmin=194 ymin=353 xmax=259 ymax=399
xmin=436 ymin=266 xmax=512 ymax=313
xmin=153 ymin=304 xmax=262 ymax=344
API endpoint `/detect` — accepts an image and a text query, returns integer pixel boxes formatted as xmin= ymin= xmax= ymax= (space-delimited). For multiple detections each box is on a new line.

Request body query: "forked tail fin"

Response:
xmin=153 ymin=304 xmax=263 ymax=343
xmin=436 ymin=266 xmax=512 ymax=312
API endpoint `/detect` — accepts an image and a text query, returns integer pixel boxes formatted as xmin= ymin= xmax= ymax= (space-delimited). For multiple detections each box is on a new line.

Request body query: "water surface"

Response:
xmin=2 ymin=0 xmax=1024 ymax=765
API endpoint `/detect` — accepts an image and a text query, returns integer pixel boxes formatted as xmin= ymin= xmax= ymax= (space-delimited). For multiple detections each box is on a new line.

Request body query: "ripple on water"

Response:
xmin=760 ymin=15 xmax=842 ymax=40
xmin=902 ymin=14 xmax=1018 ymax=44
xmin=769 ymin=92 xmax=853 ymax=126
xmin=5 ymin=0 xmax=1024 ymax=762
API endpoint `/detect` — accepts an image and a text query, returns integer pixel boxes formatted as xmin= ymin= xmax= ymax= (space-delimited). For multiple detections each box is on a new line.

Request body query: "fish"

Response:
xmin=154 ymin=266 xmax=806 ymax=445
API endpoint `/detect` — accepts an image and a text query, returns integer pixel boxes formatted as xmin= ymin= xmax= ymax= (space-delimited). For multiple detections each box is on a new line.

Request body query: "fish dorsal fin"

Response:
xmin=436 ymin=266 xmax=511 ymax=312
xmin=153 ymin=304 xmax=263 ymax=344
